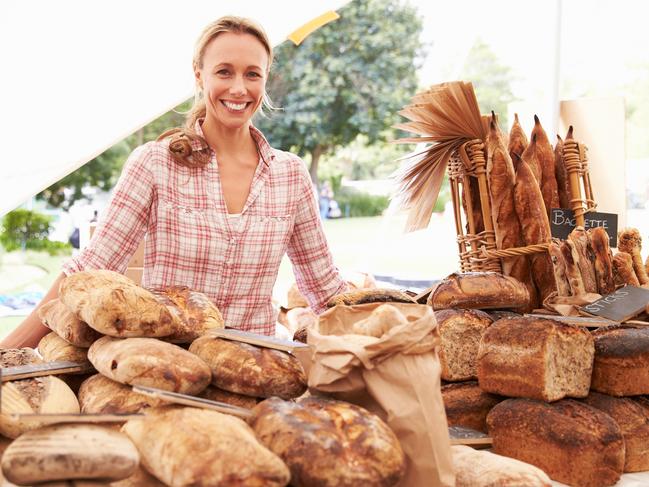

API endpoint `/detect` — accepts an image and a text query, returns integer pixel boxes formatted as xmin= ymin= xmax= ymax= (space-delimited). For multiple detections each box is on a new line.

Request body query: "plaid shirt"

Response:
xmin=63 ymin=122 xmax=346 ymax=335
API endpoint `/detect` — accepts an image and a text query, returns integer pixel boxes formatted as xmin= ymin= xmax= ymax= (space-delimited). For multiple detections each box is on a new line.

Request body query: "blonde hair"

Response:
xmin=159 ymin=16 xmax=274 ymax=167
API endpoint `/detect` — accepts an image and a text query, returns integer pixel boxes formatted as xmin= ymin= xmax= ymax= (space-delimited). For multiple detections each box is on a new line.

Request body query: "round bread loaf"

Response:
xmin=581 ymin=391 xmax=649 ymax=472
xmin=189 ymin=336 xmax=306 ymax=399
xmin=78 ymin=374 xmax=164 ymax=414
xmin=38 ymin=332 xmax=88 ymax=363
xmin=442 ymin=381 xmax=502 ymax=433
xmin=122 ymin=406 xmax=289 ymax=486
xmin=436 ymin=309 xmax=493 ymax=381
xmin=88 ymin=336 xmax=211 ymax=395
xmin=487 ymin=398 xmax=624 ymax=487
xmin=1 ymin=424 xmax=138 ymax=484
xmin=591 ymin=326 xmax=649 ymax=396
xmin=250 ymin=396 xmax=406 ymax=487
xmin=38 ymin=298 xmax=101 ymax=347
xmin=428 ymin=272 xmax=530 ymax=310
xmin=199 ymin=386 xmax=259 ymax=410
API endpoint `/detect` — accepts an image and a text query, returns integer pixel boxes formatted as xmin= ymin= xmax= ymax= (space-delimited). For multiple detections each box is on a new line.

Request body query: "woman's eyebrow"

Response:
xmin=213 ymin=62 xmax=263 ymax=70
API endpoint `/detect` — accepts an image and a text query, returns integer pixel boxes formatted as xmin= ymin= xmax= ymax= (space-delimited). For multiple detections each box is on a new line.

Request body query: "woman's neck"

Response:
xmin=201 ymin=117 xmax=254 ymax=156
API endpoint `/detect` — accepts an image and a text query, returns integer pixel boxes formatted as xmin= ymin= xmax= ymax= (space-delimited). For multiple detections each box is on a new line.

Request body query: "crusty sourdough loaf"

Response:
xmin=428 ymin=272 xmax=529 ymax=310
xmin=250 ymin=396 xmax=405 ymax=487
xmin=122 ymin=406 xmax=289 ymax=487
xmin=589 ymin=227 xmax=615 ymax=295
xmin=38 ymin=332 xmax=88 ymax=363
xmin=452 ymin=445 xmax=551 ymax=487
xmin=78 ymin=374 xmax=164 ymax=414
xmin=1 ymin=424 xmax=138 ymax=484
xmin=581 ymin=391 xmax=649 ymax=472
xmin=199 ymin=385 xmax=259 ymax=410
xmin=442 ymin=381 xmax=502 ymax=433
xmin=38 ymin=298 xmax=102 ymax=347
xmin=591 ymin=326 xmax=649 ymax=396
xmin=0 ymin=347 xmax=42 ymax=367
xmin=326 ymin=288 xmax=415 ymax=308
xmin=435 ymin=309 xmax=493 ymax=381
xmin=189 ymin=336 xmax=306 ymax=399
xmin=59 ymin=269 xmax=176 ymax=338
xmin=477 ymin=316 xmax=594 ymax=401
xmin=88 ymin=336 xmax=211 ymax=395
xmin=150 ymin=286 xmax=224 ymax=343
xmin=487 ymin=398 xmax=625 ymax=487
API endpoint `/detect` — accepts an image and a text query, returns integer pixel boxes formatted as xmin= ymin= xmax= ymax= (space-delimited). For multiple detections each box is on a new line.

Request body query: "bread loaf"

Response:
xmin=581 ymin=391 xmax=649 ymax=472
xmin=78 ymin=374 xmax=164 ymax=414
xmin=554 ymin=133 xmax=571 ymax=209
xmin=0 ymin=375 xmax=80 ymax=438
xmin=591 ymin=326 xmax=649 ymax=396
xmin=508 ymin=113 xmax=528 ymax=169
xmin=428 ymin=272 xmax=529 ymax=310
xmin=88 ymin=336 xmax=211 ymax=395
xmin=561 ymin=239 xmax=586 ymax=295
xmin=189 ymin=336 xmax=306 ymax=399
xmin=38 ymin=332 xmax=88 ymax=363
xmin=38 ymin=298 xmax=101 ymax=347
xmin=618 ymin=228 xmax=649 ymax=285
xmin=0 ymin=347 xmax=42 ymax=367
xmin=568 ymin=227 xmax=598 ymax=293
xmin=442 ymin=381 xmax=501 ymax=433
xmin=1 ymin=424 xmax=138 ymax=484
xmin=589 ymin=227 xmax=615 ymax=295
xmin=477 ymin=316 xmax=594 ymax=401
xmin=487 ymin=398 xmax=625 ymax=487
xmin=435 ymin=309 xmax=493 ymax=381
xmin=150 ymin=286 xmax=224 ymax=343
xmin=199 ymin=386 xmax=260 ymax=409
xmin=327 ymin=288 xmax=415 ymax=307
xmin=613 ymin=251 xmax=640 ymax=286
xmin=452 ymin=445 xmax=551 ymax=487
xmin=533 ymin=116 xmax=560 ymax=218
xmin=250 ymin=397 xmax=405 ymax=487
xmin=122 ymin=406 xmax=290 ymax=487
xmin=59 ymin=269 xmax=175 ymax=337
xmin=548 ymin=239 xmax=571 ymax=296
xmin=109 ymin=466 xmax=166 ymax=487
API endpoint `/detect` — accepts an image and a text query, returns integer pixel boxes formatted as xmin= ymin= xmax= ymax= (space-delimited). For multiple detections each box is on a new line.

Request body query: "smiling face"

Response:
xmin=195 ymin=32 xmax=269 ymax=131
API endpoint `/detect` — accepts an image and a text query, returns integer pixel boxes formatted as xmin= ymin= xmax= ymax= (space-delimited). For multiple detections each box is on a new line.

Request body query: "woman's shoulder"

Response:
xmin=125 ymin=139 xmax=179 ymax=172
xmin=268 ymin=148 xmax=309 ymax=177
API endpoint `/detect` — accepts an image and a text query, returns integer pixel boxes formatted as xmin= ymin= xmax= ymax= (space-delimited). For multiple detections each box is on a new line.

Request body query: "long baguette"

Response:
xmin=568 ymin=227 xmax=598 ymax=294
xmin=588 ymin=227 xmax=615 ymax=295
xmin=548 ymin=239 xmax=571 ymax=297
xmin=561 ymin=240 xmax=586 ymax=295
xmin=508 ymin=113 xmax=528 ymax=172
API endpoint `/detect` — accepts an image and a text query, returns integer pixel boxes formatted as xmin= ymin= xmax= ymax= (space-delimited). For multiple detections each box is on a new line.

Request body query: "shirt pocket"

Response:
xmin=237 ymin=214 xmax=293 ymax=275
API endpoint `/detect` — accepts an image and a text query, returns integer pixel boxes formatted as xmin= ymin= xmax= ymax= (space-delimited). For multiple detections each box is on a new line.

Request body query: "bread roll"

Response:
xmin=88 ymin=336 xmax=211 ymax=395
xmin=591 ymin=326 xmax=649 ymax=396
xmin=250 ymin=397 xmax=405 ymax=487
xmin=78 ymin=374 xmax=164 ymax=414
xmin=581 ymin=391 xmax=649 ymax=472
xmin=59 ymin=269 xmax=175 ymax=337
xmin=352 ymin=303 xmax=408 ymax=338
xmin=435 ymin=309 xmax=493 ymax=381
xmin=199 ymin=386 xmax=259 ymax=409
xmin=452 ymin=445 xmax=551 ymax=487
xmin=326 ymin=288 xmax=415 ymax=307
xmin=38 ymin=332 xmax=88 ymax=363
xmin=477 ymin=316 xmax=594 ymax=401
xmin=0 ymin=376 xmax=80 ymax=438
xmin=122 ymin=406 xmax=289 ymax=487
xmin=1 ymin=424 xmax=138 ymax=484
xmin=589 ymin=227 xmax=615 ymax=295
xmin=487 ymin=398 xmax=624 ymax=487
xmin=428 ymin=272 xmax=529 ymax=310
xmin=38 ymin=298 xmax=101 ymax=347
xmin=189 ymin=336 xmax=306 ymax=399
xmin=150 ymin=286 xmax=224 ymax=343
xmin=442 ymin=381 xmax=502 ymax=433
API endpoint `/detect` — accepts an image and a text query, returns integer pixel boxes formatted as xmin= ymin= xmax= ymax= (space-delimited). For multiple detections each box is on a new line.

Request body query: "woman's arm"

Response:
xmin=0 ymin=272 xmax=65 ymax=348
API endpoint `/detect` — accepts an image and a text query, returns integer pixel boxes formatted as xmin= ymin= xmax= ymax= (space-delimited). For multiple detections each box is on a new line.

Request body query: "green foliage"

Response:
xmin=460 ymin=39 xmax=517 ymax=130
xmin=0 ymin=209 xmax=71 ymax=255
xmin=335 ymin=188 xmax=390 ymax=217
xmin=257 ymin=0 xmax=424 ymax=180
xmin=37 ymin=100 xmax=192 ymax=209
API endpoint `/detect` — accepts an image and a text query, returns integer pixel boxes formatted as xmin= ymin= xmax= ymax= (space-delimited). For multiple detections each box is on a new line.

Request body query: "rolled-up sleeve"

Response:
xmin=287 ymin=165 xmax=347 ymax=314
xmin=63 ymin=144 xmax=155 ymax=275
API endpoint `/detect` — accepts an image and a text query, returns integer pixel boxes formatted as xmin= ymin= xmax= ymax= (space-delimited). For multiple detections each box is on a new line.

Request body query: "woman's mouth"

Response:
xmin=221 ymin=100 xmax=250 ymax=113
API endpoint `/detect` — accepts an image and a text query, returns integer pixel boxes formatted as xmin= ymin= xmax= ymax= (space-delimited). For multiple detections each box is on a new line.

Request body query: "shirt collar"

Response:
xmin=194 ymin=119 xmax=275 ymax=167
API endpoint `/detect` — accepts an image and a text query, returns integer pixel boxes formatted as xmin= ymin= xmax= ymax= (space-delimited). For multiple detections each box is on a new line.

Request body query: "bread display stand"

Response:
xmin=132 ymin=385 xmax=253 ymax=420
xmin=448 ymin=426 xmax=493 ymax=448
xmin=1 ymin=360 xmax=94 ymax=381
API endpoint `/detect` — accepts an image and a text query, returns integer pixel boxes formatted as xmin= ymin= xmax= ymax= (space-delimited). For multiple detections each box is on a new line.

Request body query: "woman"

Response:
xmin=2 ymin=16 xmax=346 ymax=347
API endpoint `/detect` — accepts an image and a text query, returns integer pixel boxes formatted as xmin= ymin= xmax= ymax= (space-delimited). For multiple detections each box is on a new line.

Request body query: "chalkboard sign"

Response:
xmin=550 ymin=208 xmax=618 ymax=247
xmin=580 ymin=286 xmax=649 ymax=322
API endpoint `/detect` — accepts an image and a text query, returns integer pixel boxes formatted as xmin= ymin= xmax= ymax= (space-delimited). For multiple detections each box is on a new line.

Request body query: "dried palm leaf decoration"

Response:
xmin=393 ymin=81 xmax=485 ymax=232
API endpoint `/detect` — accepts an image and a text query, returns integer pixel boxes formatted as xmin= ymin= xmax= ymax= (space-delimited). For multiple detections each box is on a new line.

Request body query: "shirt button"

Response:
xmin=230 ymin=238 xmax=236 ymax=244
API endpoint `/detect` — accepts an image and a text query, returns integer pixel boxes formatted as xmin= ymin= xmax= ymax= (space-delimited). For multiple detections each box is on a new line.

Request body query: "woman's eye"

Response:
xmin=248 ymin=72 xmax=262 ymax=79
xmin=216 ymin=69 xmax=230 ymax=76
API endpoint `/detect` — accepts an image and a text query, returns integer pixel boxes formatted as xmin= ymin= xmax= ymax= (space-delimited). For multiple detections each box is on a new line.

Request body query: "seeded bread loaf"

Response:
xmin=487 ymin=398 xmax=624 ymax=487
xmin=477 ymin=316 xmax=594 ymax=401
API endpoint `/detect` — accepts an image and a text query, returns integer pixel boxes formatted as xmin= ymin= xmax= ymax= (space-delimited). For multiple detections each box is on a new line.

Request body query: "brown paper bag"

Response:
xmin=543 ymin=291 xmax=602 ymax=316
xmin=307 ymin=303 xmax=455 ymax=487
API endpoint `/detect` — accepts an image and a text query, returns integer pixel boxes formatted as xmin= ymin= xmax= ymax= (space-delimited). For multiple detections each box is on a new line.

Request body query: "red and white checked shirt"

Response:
xmin=63 ymin=121 xmax=346 ymax=335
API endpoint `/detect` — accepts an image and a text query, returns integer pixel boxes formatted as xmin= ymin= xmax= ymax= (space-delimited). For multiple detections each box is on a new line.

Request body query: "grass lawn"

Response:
xmin=0 ymin=211 xmax=460 ymax=339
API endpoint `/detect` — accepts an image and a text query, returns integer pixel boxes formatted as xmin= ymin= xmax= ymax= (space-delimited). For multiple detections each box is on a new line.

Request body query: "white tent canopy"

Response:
xmin=0 ymin=1 xmax=346 ymax=216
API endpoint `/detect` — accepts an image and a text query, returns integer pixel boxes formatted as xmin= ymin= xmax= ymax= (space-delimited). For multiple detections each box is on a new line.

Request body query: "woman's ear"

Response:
xmin=194 ymin=69 xmax=203 ymax=90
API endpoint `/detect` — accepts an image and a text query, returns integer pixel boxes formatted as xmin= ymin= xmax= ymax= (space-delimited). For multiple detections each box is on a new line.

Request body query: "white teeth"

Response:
xmin=223 ymin=101 xmax=247 ymax=111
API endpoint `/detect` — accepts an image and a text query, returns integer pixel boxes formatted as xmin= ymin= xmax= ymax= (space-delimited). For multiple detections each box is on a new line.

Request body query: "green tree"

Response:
xmin=257 ymin=0 xmax=424 ymax=182
xmin=460 ymin=39 xmax=517 ymax=129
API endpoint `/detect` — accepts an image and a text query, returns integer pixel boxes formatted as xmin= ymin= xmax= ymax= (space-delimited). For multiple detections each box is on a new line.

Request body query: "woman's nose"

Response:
xmin=229 ymin=76 xmax=246 ymax=96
